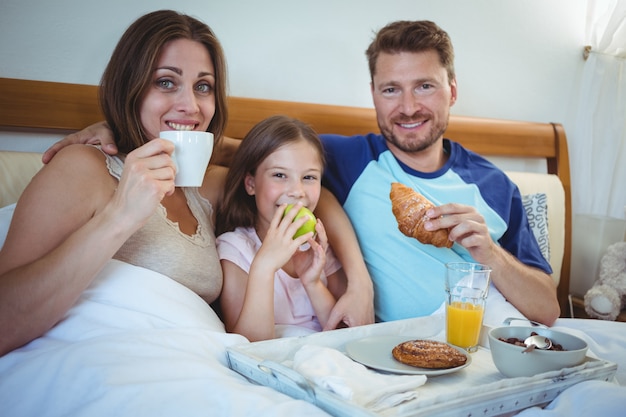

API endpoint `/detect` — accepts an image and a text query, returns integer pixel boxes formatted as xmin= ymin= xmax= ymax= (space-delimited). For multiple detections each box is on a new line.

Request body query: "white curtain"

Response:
xmin=567 ymin=0 xmax=626 ymax=299
xmin=570 ymin=0 xmax=626 ymax=219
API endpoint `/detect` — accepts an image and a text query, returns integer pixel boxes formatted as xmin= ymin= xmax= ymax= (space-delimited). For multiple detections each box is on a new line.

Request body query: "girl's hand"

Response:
xmin=108 ymin=139 xmax=176 ymax=230
xmin=254 ymin=203 xmax=313 ymax=273
xmin=292 ymin=218 xmax=328 ymax=287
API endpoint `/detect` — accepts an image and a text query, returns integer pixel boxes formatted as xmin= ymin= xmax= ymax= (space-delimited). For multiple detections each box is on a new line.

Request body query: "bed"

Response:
xmin=0 ymin=77 xmax=623 ymax=417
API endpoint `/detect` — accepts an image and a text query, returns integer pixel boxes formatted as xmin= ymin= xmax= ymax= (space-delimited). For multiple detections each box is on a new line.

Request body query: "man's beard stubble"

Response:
xmin=379 ymin=115 xmax=449 ymax=154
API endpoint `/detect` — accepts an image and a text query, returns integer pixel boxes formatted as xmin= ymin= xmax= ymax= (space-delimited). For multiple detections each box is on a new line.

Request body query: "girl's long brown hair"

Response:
xmin=216 ymin=115 xmax=324 ymax=236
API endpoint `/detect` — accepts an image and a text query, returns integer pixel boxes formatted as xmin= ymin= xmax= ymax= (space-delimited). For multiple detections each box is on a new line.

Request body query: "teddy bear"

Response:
xmin=583 ymin=241 xmax=626 ymax=321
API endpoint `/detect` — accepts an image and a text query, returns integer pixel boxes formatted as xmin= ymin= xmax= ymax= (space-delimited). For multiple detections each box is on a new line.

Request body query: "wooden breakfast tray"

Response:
xmin=226 ymin=316 xmax=617 ymax=417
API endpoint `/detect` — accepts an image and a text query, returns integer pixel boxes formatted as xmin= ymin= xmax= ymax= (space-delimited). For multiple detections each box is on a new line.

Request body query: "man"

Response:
xmin=317 ymin=20 xmax=559 ymax=325
xmin=42 ymin=20 xmax=559 ymax=326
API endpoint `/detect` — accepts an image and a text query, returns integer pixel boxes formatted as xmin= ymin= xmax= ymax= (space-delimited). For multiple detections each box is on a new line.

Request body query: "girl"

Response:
xmin=216 ymin=115 xmax=347 ymax=341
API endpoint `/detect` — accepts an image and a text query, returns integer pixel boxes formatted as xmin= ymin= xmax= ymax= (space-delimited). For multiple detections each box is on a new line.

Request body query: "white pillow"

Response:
xmin=0 ymin=203 xmax=16 ymax=249
xmin=521 ymin=193 xmax=550 ymax=263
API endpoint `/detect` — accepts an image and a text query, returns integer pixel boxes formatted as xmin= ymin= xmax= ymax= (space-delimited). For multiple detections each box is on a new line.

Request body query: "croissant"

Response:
xmin=389 ymin=182 xmax=453 ymax=248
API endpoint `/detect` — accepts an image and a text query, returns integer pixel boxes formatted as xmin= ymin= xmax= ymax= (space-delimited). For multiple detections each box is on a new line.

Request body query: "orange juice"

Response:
xmin=446 ymin=300 xmax=484 ymax=350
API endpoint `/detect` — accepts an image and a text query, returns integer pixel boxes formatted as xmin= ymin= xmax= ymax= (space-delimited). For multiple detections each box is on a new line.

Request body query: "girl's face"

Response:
xmin=140 ymin=38 xmax=216 ymax=139
xmin=244 ymin=139 xmax=323 ymax=237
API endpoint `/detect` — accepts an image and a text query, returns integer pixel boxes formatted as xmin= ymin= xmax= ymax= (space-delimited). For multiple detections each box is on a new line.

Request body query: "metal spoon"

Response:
xmin=522 ymin=335 xmax=552 ymax=353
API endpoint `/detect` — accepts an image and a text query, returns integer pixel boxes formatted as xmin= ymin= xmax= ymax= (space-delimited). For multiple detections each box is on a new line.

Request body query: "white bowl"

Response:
xmin=488 ymin=326 xmax=588 ymax=377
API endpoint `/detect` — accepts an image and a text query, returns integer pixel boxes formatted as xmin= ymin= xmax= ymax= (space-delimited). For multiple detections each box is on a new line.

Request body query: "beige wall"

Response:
xmin=0 ymin=0 xmax=587 ymax=171
xmin=1 ymin=0 xmax=585 ymax=122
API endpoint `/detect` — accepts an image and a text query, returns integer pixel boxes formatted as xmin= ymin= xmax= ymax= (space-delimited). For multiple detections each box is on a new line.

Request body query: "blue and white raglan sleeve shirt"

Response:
xmin=320 ymin=133 xmax=552 ymax=322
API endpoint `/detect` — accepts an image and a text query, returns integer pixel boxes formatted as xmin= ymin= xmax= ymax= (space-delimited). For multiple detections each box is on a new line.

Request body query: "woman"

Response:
xmin=0 ymin=10 xmax=229 ymax=356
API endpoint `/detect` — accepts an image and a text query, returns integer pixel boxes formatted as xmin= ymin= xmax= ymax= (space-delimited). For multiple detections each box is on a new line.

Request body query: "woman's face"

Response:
xmin=140 ymin=38 xmax=216 ymax=139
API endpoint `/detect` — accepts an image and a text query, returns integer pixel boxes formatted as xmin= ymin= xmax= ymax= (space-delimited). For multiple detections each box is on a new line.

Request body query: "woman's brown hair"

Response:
xmin=216 ymin=115 xmax=325 ymax=236
xmin=99 ymin=9 xmax=228 ymax=154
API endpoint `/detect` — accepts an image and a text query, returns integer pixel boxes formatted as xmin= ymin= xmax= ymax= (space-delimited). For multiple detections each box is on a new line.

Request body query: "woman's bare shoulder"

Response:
xmin=0 ymin=145 xmax=115 ymax=272
xmin=49 ymin=144 xmax=109 ymax=170
xmin=22 ymin=144 xmax=115 ymax=207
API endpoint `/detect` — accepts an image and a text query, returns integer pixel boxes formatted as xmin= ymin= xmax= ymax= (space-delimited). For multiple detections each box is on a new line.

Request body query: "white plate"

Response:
xmin=345 ymin=335 xmax=472 ymax=376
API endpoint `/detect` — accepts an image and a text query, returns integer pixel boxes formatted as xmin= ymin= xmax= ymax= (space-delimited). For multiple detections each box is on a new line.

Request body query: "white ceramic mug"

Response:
xmin=159 ymin=130 xmax=214 ymax=187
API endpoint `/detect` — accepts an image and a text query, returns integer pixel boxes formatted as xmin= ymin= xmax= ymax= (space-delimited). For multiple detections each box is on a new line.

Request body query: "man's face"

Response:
xmin=371 ymin=50 xmax=457 ymax=156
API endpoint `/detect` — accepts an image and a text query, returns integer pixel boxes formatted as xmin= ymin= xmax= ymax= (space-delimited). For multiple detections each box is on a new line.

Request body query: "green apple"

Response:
xmin=283 ymin=204 xmax=317 ymax=239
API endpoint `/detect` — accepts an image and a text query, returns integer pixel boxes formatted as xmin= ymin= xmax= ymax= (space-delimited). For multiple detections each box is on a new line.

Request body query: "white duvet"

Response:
xmin=0 ymin=259 xmax=329 ymax=417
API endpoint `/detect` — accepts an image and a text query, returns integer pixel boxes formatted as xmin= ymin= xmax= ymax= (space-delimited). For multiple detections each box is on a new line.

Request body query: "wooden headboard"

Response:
xmin=0 ymin=77 xmax=572 ymax=316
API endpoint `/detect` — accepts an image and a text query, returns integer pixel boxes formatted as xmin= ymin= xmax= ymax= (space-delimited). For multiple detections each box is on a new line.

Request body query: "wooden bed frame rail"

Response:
xmin=0 ymin=77 xmax=572 ymax=316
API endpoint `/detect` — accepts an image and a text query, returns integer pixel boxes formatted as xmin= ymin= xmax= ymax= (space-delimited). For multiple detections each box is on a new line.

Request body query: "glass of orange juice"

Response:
xmin=445 ymin=262 xmax=491 ymax=352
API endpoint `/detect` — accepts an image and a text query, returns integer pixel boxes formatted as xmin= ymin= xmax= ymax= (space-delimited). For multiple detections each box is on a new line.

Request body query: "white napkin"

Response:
xmin=292 ymin=344 xmax=426 ymax=412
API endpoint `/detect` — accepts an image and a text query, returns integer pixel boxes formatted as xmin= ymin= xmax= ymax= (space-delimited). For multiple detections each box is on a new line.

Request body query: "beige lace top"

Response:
xmin=101 ymin=148 xmax=222 ymax=303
